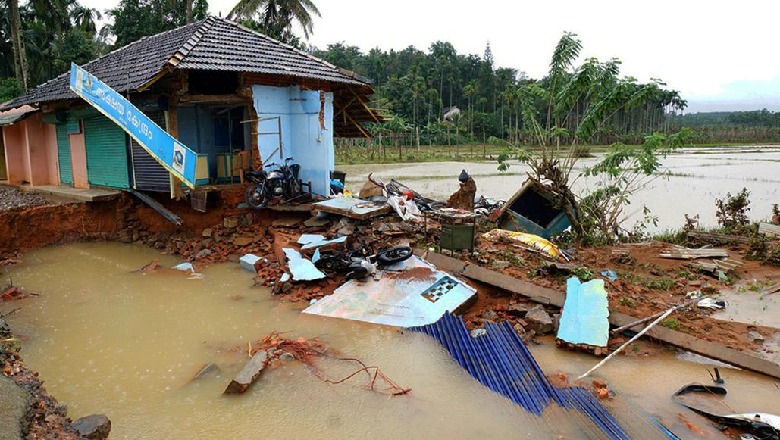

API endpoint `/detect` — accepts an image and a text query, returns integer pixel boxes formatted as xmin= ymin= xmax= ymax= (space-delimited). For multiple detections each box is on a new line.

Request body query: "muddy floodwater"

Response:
xmin=340 ymin=145 xmax=780 ymax=232
xmin=3 ymin=243 xmax=780 ymax=438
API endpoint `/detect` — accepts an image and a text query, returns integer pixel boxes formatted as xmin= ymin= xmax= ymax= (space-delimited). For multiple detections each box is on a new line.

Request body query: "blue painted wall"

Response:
xmin=252 ymin=85 xmax=334 ymax=195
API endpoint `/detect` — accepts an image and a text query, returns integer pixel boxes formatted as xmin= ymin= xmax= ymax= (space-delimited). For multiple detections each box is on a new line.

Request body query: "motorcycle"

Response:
xmin=245 ymin=157 xmax=303 ymax=209
xmin=314 ymin=245 xmax=413 ymax=280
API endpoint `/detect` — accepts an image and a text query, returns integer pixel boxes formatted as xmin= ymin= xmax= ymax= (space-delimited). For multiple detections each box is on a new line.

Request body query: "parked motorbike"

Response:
xmin=245 ymin=157 xmax=303 ymax=209
xmin=314 ymin=245 xmax=413 ymax=280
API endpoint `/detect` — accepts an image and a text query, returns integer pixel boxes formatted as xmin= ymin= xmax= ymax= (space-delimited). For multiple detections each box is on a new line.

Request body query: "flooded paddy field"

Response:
xmin=340 ymin=145 xmax=780 ymax=232
xmin=3 ymin=243 xmax=780 ymax=438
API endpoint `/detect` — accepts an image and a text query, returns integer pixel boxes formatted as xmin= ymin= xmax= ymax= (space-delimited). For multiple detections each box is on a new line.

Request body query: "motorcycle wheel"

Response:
xmin=314 ymin=254 xmax=352 ymax=273
xmin=376 ymin=246 xmax=413 ymax=264
xmin=345 ymin=267 xmax=369 ymax=280
xmin=246 ymin=181 xmax=270 ymax=209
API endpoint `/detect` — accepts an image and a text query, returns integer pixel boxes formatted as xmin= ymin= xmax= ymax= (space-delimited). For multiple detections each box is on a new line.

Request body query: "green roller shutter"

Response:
xmin=55 ymin=123 xmax=73 ymax=185
xmin=84 ymin=115 xmax=130 ymax=189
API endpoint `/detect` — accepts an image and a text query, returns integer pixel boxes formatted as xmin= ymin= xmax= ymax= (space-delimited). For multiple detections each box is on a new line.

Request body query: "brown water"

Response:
xmin=340 ymin=145 xmax=780 ymax=232
xmin=3 ymin=243 xmax=780 ymax=439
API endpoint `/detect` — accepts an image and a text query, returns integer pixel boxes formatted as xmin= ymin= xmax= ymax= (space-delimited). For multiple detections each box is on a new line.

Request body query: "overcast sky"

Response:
xmin=84 ymin=0 xmax=780 ymax=113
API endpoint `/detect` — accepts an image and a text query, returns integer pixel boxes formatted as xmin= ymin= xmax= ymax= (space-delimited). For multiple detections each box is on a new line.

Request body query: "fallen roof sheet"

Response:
xmin=302 ymin=255 xmax=476 ymax=327
xmin=282 ymin=248 xmax=325 ymax=281
xmin=312 ymin=197 xmax=391 ymax=220
xmin=557 ymin=277 xmax=610 ymax=347
xmin=410 ymin=314 xmax=679 ymax=440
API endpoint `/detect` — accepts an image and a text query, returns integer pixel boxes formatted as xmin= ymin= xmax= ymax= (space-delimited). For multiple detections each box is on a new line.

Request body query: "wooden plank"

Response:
xmin=759 ymin=222 xmax=780 ymax=237
xmin=420 ymin=250 xmax=780 ymax=380
xmin=223 ymin=350 xmax=269 ymax=394
xmin=659 ymin=247 xmax=729 ymax=260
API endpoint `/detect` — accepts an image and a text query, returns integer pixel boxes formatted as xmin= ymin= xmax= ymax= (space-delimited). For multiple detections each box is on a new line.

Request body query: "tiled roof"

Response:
xmin=2 ymin=17 xmax=369 ymax=110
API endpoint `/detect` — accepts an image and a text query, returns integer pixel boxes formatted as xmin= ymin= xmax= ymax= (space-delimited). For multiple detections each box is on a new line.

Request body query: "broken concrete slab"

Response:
xmin=557 ymin=278 xmax=609 ymax=347
xmin=303 ymin=255 xmax=476 ymax=327
xmin=240 ymin=254 xmax=261 ymax=272
xmin=224 ymin=350 xmax=269 ymax=394
xmin=297 ymin=234 xmax=347 ymax=252
xmin=525 ymin=305 xmax=554 ymax=335
xmin=304 ymin=216 xmax=331 ymax=227
xmin=282 ymin=248 xmax=325 ymax=281
xmin=312 ymin=197 xmax=391 ymax=221
xmin=232 ymin=236 xmax=254 ymax=247
xmin=271 ymin=217 xmax=303 ymax=228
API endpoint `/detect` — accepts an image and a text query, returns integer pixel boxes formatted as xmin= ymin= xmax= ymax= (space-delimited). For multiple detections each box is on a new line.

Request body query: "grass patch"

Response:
xmin=660 ymin=318 xmax=681 ymax=330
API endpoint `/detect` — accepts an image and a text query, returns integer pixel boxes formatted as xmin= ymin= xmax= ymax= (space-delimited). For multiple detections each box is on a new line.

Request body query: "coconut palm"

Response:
xmin=228 ymin=0 xmax=320 ymax=40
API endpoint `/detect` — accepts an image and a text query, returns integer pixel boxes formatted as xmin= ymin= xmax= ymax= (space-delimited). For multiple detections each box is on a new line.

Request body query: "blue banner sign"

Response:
xmin=69 ymin=63 xmax=197 ymax=188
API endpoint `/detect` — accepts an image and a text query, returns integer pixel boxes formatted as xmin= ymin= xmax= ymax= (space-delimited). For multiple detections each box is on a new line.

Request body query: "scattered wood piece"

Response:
xmin=758 ymin=284 xmax=780 ymax=299
xmin=759 ymin=222 xmax=780 ymax=238
xmin=578 ymin=299 xmax=696 ymax=380
xmin=690 ymin=257 xmax=744 ymax=274
xmin=659 ymin=247 xmax=729 ymax=260
xmin=686 ymin=230 xmax=750 ymax=245
xmin=223 ymin=350 xmax=269 ymax=394
xmin=191 ymin=362 xmax=220 ymax=382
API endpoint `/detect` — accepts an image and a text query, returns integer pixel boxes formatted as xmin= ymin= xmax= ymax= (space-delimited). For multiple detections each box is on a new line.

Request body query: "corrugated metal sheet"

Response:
xmin=410 ymin=314 xmax=678 ymax=439
xmin=84 ymin=115 xmax=130 ymax=189
xmin=130 ymin=110 xmax=170 ymax=192
xmin=55 ymin=123 xmax=73 ymax=185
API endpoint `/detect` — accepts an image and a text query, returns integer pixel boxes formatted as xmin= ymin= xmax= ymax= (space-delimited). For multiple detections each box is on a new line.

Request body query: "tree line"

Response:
xmin=3 ymin=0 xmax=778 ymax=148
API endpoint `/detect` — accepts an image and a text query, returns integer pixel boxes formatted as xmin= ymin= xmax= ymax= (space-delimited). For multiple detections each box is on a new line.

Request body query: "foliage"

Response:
xmin=107 ymin=0 xmax=208 ymax=48
xmin=229 ymin=0 xmax=319 ymax=45
xmin=578 ymin=128 xmax=694 ymax=241
xmin=571 ymin=266 xmax=594 ymax=281
xmin=618 ymin=297 xmax=636 ymax=308
xmin=745 ymin=234 xmax=780 ymax=267
xmin=660 ymin=318 xmax=680 ymax=330
xmin=714 ymin=187 xmax=751 ymax=232
xmin=0 ymin=77 xmax=23 ymax=101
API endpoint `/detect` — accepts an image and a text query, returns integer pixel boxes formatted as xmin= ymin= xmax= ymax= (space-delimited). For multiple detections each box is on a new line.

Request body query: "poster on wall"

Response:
xmin=69 ymin=63 xmax=197 ymax=188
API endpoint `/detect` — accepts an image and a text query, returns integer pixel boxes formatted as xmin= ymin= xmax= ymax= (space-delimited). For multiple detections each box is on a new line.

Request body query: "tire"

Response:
xmin=246 ymin=181 xmax=270 ymax=209
xmin=376 ymin=246 xmax=413 ymax=265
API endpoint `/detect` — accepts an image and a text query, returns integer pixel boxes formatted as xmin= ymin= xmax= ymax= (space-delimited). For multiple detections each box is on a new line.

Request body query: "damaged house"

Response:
xmin=0 ymin=17 xmax=381 ymax=197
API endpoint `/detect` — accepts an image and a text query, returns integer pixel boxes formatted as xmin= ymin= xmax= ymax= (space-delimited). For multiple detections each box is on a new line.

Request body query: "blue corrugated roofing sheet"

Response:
xmin=410 ymin=314 xmax=678 ymax=439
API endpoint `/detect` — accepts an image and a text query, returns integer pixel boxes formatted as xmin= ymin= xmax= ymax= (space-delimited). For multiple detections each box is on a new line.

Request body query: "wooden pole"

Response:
xmin=578 ymin=300 xmax=692 ymax=380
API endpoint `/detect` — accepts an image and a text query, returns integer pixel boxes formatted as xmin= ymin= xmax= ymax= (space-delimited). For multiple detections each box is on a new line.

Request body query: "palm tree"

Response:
xmin=7 ymin=0 xmax=28 ymax=90
xmin=228 ymin=0 xmax=320 ymax=40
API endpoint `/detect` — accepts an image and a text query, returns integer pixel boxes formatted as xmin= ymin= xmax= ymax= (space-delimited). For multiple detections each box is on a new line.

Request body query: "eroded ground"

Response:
xmin=1 ymin=183 xmax=779 ymax=438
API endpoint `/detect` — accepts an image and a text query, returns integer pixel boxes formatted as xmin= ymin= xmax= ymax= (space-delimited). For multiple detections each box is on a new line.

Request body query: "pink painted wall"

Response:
xmin=2 ymin=124 xmax=27 ymax=184
xmin=24 ymin=113 xmax=58 ymax=186
xmin=69 ymin=129 xmax=89 ymax=189
xmin=1 ymin=114 xmax=59 ymax=186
